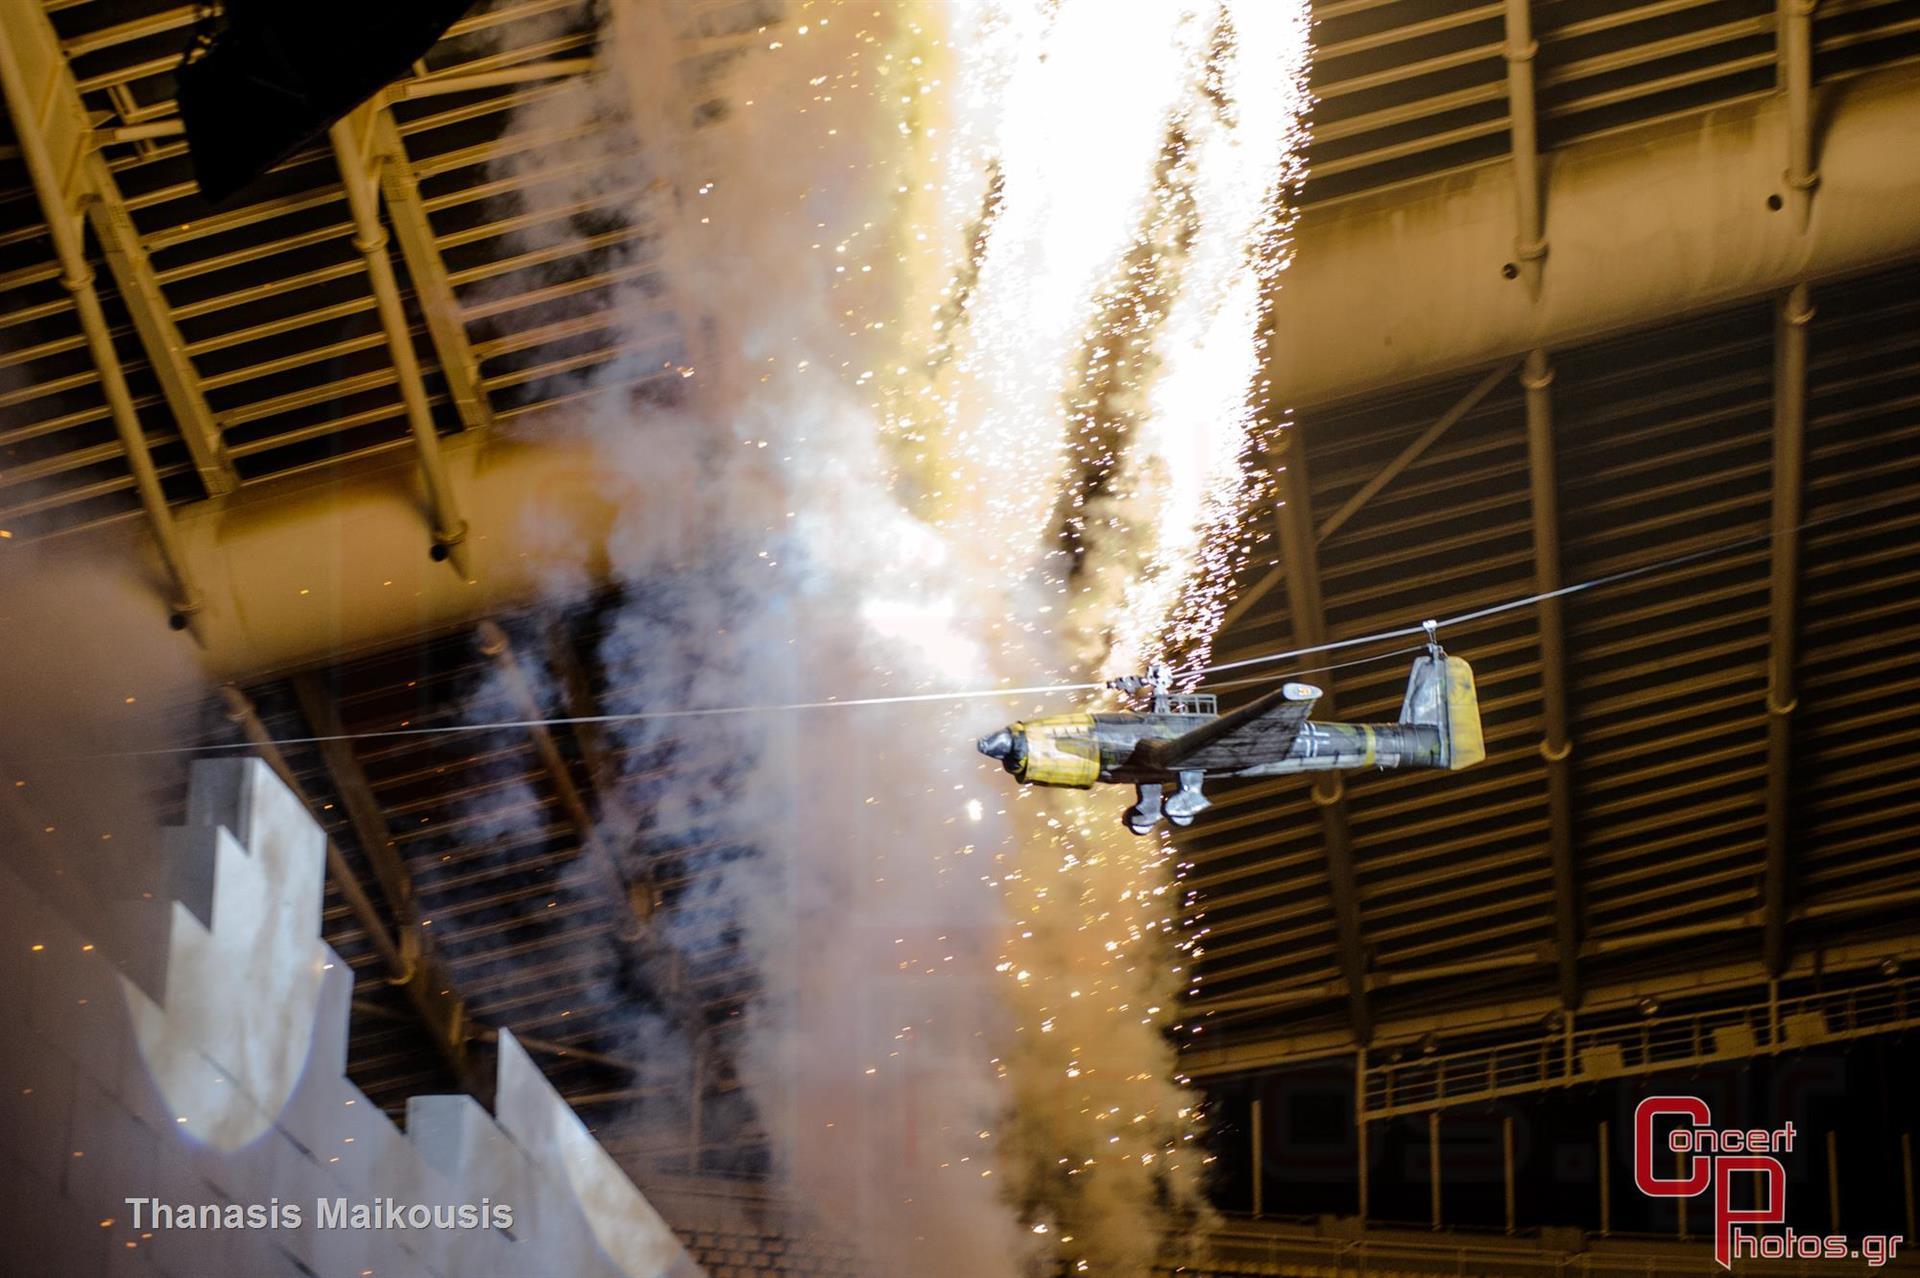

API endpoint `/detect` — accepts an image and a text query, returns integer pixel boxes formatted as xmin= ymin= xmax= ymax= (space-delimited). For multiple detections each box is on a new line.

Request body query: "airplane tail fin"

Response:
xmin=1399 ymin=652 xmax=1485 ymax=770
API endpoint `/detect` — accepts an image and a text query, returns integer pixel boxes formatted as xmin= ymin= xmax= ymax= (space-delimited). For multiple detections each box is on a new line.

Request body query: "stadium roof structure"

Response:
xmin=3 ymin=0 xmax=1919 ymax=1166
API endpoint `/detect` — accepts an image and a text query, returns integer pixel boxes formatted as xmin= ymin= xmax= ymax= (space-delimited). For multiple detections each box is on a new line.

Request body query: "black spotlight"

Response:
xmin=177 ymin=0 xmax=483 ymax=205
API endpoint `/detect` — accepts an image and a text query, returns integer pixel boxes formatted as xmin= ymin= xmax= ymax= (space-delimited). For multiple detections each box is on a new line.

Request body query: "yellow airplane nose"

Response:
xmin=977 ymin=729 xmax=1014 ymax=760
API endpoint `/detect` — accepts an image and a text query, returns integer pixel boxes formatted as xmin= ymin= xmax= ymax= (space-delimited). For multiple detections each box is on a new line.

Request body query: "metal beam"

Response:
xmin=0 ymin=3 xmax=202 ymax=625
xmin=330 ymin=104 xmax=472 ymax=576
xmin=220 ymin=685 xmax=478 ymax=1091
xmin=291 ymin=675 xmax=419 ymax=932
xmin=541 ymin=619 xmax=682 ymax=990
xmin=83 ymin=149 xmax=237 ymax=496
xmin=546 ymin=618 xmax=619 ymax=788
xmin=475 ymin=620 xmax=650 ymax=942
xmin=1764 ymin=283 xmax=1813 ymax=976
xmin=364 ymin=106 xmax=496 ymax=435
xmin=1319 ymin=358 xmax=1520 ymax=545
xmin=1224 ymin=358 xmax=1517 ymax=634
xmin=1521 ymin=349 xmax=1581 ymax=1009
xmin=0 ymin=0 xmax=235 ymax=497
xmin=1266 ymin=63 xmax=1920 ymax=409
xmin=391 ymin=58 xmax=597 ymax=101
xmin=1501 ymin=0 xmax=1548 ymax=296
xmin=1274 ymin=427 xmax=1374 ymax=1046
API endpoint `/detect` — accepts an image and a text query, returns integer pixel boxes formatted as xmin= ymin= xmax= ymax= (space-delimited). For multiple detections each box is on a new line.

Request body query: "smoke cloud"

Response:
xmin=484 ymin=1 xmax=1311 ymax=1272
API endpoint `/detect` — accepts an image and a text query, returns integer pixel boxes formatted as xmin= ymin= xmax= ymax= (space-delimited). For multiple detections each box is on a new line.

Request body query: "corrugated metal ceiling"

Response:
xmin=5 ymin=0 xmax=1920 ymax=1168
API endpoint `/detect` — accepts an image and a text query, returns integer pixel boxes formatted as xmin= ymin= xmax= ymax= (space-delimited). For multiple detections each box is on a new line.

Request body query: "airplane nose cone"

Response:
xmin=977 ymin=729 xmax=1013 ymax=760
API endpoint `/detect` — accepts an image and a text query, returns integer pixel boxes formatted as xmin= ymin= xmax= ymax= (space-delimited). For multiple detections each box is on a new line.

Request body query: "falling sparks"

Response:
xmin=874 ymin=2 xmax=1310 ymax=1269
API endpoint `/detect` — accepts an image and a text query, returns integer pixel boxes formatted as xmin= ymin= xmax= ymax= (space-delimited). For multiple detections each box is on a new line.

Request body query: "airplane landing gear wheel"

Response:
xmin=1125 ymin=816 xmax=1157 ymax=837
xmin=1167 ymin=812 xmax=1195 ymax=828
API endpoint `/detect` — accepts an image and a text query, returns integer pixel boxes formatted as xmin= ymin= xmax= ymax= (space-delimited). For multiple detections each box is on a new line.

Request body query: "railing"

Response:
xmin=1165 ymin=692 xmax=1220 ymax=716
xmin=1363 ymin=971 xmax=1920 ymax=1119
xmin=1184 ymin=1219 xmax=1920 ymax=1278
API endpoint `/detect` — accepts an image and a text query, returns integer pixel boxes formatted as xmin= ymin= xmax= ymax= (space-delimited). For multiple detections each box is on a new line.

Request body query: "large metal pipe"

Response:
xmin=0 ymin=432 xmax=618 ymax=693
xmin=1268 ymin=64 xmax=1920 ymax=409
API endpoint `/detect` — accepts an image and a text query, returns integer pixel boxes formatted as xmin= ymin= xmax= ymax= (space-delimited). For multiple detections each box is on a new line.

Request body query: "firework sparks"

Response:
xmin=874 ymin=1 xmax=1314 ymax=1269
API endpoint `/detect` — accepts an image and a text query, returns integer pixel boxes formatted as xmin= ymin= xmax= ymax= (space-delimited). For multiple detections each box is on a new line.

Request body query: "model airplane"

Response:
xmin=977 ymin=627 xmax=1484 ymax=835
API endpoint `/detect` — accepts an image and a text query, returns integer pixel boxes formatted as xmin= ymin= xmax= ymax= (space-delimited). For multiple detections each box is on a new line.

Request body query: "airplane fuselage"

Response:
xmin=975 ymin=650 xmax=1481 ymax=834
xmin=978 ymin=710 xmax=1447 ymax=789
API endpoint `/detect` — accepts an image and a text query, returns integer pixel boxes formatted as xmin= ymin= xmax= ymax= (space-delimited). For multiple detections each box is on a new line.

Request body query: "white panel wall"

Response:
xmin=0 ymin=758 xmax=704 ymax=1278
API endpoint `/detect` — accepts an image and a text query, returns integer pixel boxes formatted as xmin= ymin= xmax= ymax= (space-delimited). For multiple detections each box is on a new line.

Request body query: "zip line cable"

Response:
xmin=78 ymin=489 xmax=1915 ymax=759
xmin=1191 ymin=493 xmax=1893 ymax=678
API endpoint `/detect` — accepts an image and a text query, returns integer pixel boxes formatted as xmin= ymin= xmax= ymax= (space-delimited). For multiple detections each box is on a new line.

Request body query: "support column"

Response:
xmin=1599 ymin=1120 xmax=1612 ymax=1235
xmin=1827 ymin=1130 xmax=1841 ymax=1229
xmin=1504 ymin=1115 xmax=1518 ymax=1234
xmin=1677 ymin=1149 xmax=1689 ymax=1239
xmin=1502 ymin=0 xmax=1548 ymax=295
xmin=1780 ymin=0 xmax=1820 ymax=230
xmin=1357 ymin=1050 xmax=1371 ymax=1221
xmin=1902 ymin=1132 xmax=1915 ymax=1244
xmin=690 ymin=1039 xmax=705 ymax=1173
xmin=1764 ymin=284 xmax=1813 ymax=976
xmin=1251 ymin=1093 xmax=1265 ymax=1219
xmin=1429 ymin=1112 xmax=1443 ymax=1229
xmin=1523 ymin=349 xmax=1581 ymax=1008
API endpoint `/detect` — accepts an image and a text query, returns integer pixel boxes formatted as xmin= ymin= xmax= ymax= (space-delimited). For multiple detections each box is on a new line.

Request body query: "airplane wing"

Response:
xmin=1151 ymin=681 xmax=1322 ymax=771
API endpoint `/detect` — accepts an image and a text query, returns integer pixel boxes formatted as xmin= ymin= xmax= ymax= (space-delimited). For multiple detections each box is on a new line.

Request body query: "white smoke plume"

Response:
xmin=485 ymin=0 xmax=1311 ymax=1272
